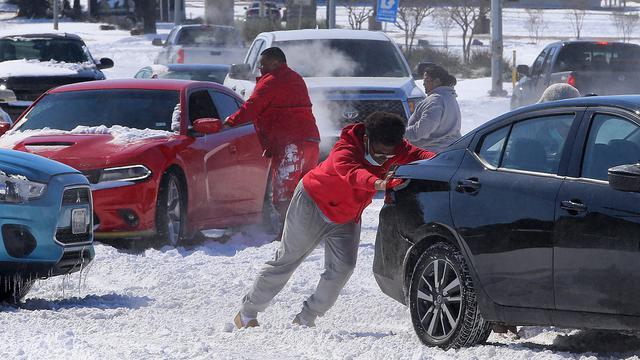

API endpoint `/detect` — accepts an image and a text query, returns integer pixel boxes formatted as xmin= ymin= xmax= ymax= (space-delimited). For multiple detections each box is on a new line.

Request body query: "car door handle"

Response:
xmin=228 ymin=144 xmax=237 ymax=154
xmin=456 ymin=178 xmax=481 ymax=194
xmin=560 ymin=200 xmax=587 ymax=213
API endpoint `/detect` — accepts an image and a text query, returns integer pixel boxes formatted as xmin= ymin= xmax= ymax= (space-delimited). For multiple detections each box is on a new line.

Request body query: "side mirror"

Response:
xmin=229 ymin=63 xmax=253 ymax=80
xmin=517 ymin=65 xmax=530 ymax=77
xmin=0 ymin=122 xmax=10 ymax=136
xmin=192 ymin=118 xmax=223 ymax=135
xmin=152 ymin=38 xmax=164 ymax=46
xmin=608 ymin=163 xmax=640 ymax=192
xmin=96 ymin=57 xmax=114 ymax=70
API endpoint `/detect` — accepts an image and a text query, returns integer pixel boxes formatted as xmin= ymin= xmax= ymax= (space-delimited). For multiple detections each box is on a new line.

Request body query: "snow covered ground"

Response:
xmin=0 ymin=4 xmax=640 ymax=359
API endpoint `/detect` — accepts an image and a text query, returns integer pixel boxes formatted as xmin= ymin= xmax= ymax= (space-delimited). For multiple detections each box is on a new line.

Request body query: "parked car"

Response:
xmin=245 ymin=1 xmax=281 ymax=20
xmin=512 ymin=41 xmax=640 ymax=109
xmin=224 ymin=29 xmax=425 ymax=154
xmin=152 ymin=25 xmax=246 ymax=65
xmin=134 ymin=64 xmax=230 ymax=84
xmin=0 ymin=147 xmax=94 ymax=302
xmin=0 ymin=33 xmax=114 ymax=121
xmin=374 ymin=96 xmax=640 ymax=349
xmin=0 ymin=79 xmax=270 ymax=247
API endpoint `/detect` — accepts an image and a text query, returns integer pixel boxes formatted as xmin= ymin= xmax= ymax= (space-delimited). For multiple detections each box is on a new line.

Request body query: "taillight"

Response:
xmin=567 ymin=73 xmax=577 ymax=87
xmin=177 ymin=48 xmax=184 ymax=64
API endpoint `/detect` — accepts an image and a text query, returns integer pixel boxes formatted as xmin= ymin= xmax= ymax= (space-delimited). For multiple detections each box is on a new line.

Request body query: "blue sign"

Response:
xmin=376 ymin=0 xmax=399 ymax=23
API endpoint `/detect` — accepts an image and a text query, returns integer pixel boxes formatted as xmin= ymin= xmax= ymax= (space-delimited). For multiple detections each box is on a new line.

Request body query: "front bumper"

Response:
xmin=91 ymin=178 xmax=159 ymax=237
xmin=0 ymin=173 xmax=94 ymax=278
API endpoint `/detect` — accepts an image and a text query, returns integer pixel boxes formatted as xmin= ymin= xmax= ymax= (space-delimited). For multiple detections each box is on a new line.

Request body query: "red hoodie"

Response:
xmin=302 ymin=123 xmax=434 ymax=224
xmin=226 ymin=64 xmax=320 ymax=151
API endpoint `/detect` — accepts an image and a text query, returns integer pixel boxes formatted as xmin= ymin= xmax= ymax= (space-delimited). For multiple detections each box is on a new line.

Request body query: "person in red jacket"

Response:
xmin=234 ymin=112 xmax=434 ymax=329
xmin=225 ymin=47 xmax=320 ymax=232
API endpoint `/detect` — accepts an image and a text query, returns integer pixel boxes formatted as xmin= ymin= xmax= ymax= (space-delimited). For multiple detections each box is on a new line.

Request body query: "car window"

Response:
xmin=555 ymin=43 xmax=640 ymax=72
xmin=530 ymin=49 xmax=549 ymax=77
xmin=245 ymin=39 xmax=264 ymax=68
xmin=541 ymin=46 xmax=557 ymax=76
xmin=582 ymin=114 xmax=640 ymax=181
xmin=501 ymin=114 xmax=574 ymax=174
xmin=135 ymin=68 xmax=150 ymax=79
xmin=188 ymin=90 xmax=219 ymax=123
xmin=477 ymin=126 xmax=509 ymax=167
xmin=209 ymin=91 xmax=239 ymax=120
xmin=0 ymin=38 xmax=90 ymax=63
xmin=18 ymin=90 xmax=180 ymax=131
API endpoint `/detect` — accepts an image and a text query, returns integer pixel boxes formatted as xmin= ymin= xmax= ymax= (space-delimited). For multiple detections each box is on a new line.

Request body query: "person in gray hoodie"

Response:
xmin=405 ymin=65 xmax=461 ymax=153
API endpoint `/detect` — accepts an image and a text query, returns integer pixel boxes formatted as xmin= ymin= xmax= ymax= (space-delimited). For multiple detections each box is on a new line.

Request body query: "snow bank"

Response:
xmin=0 ymin=59 xmax=95 ymax=77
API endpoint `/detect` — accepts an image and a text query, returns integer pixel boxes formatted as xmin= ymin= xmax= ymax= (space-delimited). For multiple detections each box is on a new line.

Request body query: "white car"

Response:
xmin=224 ymin=29 xmax=425 ymax=152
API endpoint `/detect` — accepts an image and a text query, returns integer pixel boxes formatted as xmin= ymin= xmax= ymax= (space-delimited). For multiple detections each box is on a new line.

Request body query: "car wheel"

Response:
xmin=156 ymin=172 xmax=187 ymax=247
xmin=409 ymin=242 xmax=491 ymax=349
xmin=0 ymin=277 xmax=34 ymax=303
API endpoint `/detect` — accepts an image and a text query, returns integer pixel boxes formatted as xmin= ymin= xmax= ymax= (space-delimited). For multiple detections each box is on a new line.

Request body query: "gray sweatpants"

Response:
xmin=240 ymin=182 xmax=361 ymax=322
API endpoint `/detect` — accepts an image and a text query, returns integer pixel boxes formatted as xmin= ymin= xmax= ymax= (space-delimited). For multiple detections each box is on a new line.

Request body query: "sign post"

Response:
xmin=375 ymin=0 xmax=399 ymax=24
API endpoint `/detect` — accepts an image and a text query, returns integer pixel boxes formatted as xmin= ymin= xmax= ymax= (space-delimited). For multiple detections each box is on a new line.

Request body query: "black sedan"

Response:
xmin=134 ymin=64 xmax=230 ymax=84
xmin=374 ymin=96 xmax=640 ymax=349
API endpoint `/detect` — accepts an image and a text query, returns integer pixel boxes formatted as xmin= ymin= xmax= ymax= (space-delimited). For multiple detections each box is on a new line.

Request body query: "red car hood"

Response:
xmin=7 ymin=133 xmax=172 ymax=171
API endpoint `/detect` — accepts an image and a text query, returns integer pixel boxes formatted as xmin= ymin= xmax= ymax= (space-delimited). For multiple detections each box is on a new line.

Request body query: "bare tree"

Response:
xmin=395 ymin=5 xmax=434 ymax=53
xmin=345 ymin=0 xmax=373 ymax=30
xmin=565 ymin=8 xmax=587 ymax=39
xmin=612 ymin=11 xmax=639 ymax=42
xmin=449 ymin=0 xmax=489 ymax=64
xmin=525 ymin=9 xmax=546 ymax=44
xmin=434 ymin=7 xmax=454 ymax=48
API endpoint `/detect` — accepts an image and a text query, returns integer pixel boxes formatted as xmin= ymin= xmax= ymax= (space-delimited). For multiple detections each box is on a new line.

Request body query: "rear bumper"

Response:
xmin=373 ymin=204 xmax=410 ymax=305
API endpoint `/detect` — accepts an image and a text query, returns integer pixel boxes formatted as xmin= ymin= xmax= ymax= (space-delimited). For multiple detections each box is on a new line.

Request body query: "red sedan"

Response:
xmin=0 ymin=79 xmax=271 ymax=246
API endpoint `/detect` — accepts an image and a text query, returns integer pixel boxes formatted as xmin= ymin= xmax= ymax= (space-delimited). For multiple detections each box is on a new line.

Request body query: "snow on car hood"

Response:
xmin=0 ymin=126 xmax=177 ymax=171
xmin=0 ymin=59 xmax=96 ymax=77
xmin=0 ymin=125 xmax=174 ymax=148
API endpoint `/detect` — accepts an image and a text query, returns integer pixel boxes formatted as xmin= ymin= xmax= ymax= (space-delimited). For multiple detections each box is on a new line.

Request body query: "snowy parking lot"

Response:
xmin=0 ymin=5 xmax=640 ymax=360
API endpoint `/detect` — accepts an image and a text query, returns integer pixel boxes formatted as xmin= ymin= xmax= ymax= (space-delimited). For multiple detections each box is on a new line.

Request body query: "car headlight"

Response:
xmin=407 ymin=97 xmax=425 ymax=115
xmin=99 ymin=165 xmax=152 ymax=183
xmin=0 ymin=172 xmax=46 ymax=203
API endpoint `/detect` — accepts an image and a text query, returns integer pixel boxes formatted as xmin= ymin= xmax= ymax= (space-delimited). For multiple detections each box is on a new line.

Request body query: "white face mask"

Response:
xmin=364 ymin=138 xmax=383 ymax=166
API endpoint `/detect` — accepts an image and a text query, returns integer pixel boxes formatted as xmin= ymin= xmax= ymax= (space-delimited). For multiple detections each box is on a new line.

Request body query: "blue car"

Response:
xmin=0 ymin=149 xmax=94 ymax=302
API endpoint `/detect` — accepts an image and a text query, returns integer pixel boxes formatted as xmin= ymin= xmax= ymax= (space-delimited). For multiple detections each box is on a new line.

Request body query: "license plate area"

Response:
xmin=71 ymin=208 xmax=87 ymax=235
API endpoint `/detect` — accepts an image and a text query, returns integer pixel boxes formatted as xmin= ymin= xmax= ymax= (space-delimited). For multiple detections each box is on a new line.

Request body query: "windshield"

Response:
xmin=272 ymin=39 xmax=410 ymax=77
xmin=176 ymin=27 xmax=241 ymax=46
xmin=555 ymin=43 xmax=640 ymax=72
xmin=0 ymin=38 xmax=91 ymax=63
xmin=160 ymin=69 xmax=228 ymax=83
xmin=17 ymin=89 xmax=180 ymax=132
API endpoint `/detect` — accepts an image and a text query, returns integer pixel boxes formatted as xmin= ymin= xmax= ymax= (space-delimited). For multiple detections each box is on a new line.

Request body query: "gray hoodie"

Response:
xmin=405 ymin=86 xmax=461 ymax=153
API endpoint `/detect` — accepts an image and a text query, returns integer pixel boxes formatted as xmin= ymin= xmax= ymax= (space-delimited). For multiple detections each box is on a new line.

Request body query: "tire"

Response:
xmin=155 ymin=172 xmax=187 ymax=247
xmin=409 ymin=242 xmax=492 ymax=349
xmin=0 ymin=276 xmax=34 ymax=303
xmin=261 ymin=172 xmax=277 ymax=234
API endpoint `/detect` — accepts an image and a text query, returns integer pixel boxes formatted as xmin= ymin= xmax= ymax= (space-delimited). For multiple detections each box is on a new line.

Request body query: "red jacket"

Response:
xmin=302 ymin=123 xmax=435 ymax=224
xmin=226 ymin=64 xmax=320 ymax=151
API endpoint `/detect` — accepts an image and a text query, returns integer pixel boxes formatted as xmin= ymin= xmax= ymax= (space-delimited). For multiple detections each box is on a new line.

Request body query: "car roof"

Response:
xmin=48 ymin=79 xmax=229 ymax=93
xmin=164 ymin=64 xmax=230 ymax=71
xmin=1 ymin=33 xmax=82 ymax=41
xmin=265 ymin=29 xmax=390 ymax=42
xmin=478 ymin=95 xmax=640 ymax=133
xmin=177 ymin=24 xmax=235 ymax=31
xmin=546 ymin=40 xmax=640 ymax=47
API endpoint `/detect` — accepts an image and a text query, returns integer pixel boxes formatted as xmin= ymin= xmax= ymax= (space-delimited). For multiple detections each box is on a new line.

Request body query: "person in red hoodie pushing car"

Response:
xmin=225 ymin=47 xmax=320 ymax=236
xmin=234 ymin=111 xmax=435 ymax=328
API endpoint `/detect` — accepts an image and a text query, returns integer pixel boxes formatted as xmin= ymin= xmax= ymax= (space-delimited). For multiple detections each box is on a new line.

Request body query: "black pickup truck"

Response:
xmin=511 ymin=41 xmax=640 ymax=109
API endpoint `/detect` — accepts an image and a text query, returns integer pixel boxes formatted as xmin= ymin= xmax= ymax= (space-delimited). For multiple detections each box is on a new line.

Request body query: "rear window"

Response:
xmin=555 ymin=43 xmax=640 ymax=72
xmin=176 ymin=27 xmax=241 ymax=46
xmin=17 ymin=89 xmax=180 ymax=132
xmin=0 ymin=38 xmax=90 ymax=63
